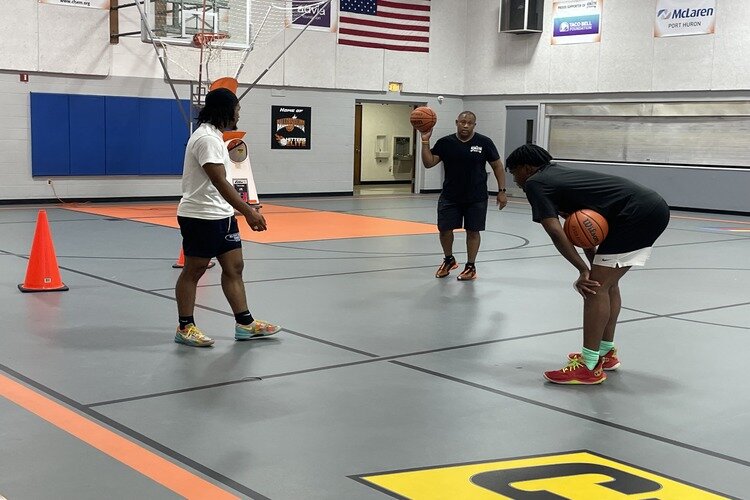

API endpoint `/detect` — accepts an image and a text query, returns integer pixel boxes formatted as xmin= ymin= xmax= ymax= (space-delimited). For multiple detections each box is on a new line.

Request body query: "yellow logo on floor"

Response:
xmin=355 ymin=451 xmax=729 ymax=499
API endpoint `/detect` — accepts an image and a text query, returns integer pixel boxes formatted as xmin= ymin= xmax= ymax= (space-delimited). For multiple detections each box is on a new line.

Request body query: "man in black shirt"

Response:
xmin=421 ymin=111 xmax=508 ymax=280
xmin=505 ymin=145 xmax=670 ymax=385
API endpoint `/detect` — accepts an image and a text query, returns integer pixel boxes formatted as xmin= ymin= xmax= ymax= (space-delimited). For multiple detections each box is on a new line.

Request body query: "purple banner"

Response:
xmin=291 ymin=1 xmax=332 ymax=29
xmin=553 ymin=15 xmax=600 ymax=37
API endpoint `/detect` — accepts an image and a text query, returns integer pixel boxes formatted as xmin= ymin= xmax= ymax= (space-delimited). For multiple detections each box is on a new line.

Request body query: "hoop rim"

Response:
xmin=192 ymin=32 xmax=230 ymax=48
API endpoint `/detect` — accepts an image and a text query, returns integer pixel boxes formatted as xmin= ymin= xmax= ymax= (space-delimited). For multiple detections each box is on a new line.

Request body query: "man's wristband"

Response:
xmin=421 ymin=141 xmax=430 ymax=144
xmin=498 ymin=188 xmax=507 ymax=193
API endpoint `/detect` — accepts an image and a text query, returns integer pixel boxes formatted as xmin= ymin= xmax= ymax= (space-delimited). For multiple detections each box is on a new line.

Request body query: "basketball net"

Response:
xmin=158 ymin=0 xmax=332 ymax=97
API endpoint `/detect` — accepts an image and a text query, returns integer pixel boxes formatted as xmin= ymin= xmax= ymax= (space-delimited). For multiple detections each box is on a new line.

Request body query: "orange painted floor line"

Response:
xmin=671 ymin=214 xmax=750 ymax=225
xmin=65 ymin=203 xmax=438 ymax=243
xmin=0 ymin=373 xmax=238 ymax=499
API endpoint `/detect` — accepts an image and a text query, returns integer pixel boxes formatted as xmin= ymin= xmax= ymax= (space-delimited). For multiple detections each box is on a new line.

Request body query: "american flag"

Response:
xmin=338 ymin=0 xmax=430 ymax=53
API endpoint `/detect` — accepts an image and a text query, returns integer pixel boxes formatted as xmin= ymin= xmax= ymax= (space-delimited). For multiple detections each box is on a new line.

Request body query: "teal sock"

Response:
xmin=581 ymin=347 xmax=600 ymax=370
xmin=599 ymin=340 xmax=615 ymax=357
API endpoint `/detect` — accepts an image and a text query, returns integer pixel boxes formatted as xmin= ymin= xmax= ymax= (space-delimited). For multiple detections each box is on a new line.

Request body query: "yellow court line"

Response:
xmin=0 ymin=373 xmax=238 ymax=499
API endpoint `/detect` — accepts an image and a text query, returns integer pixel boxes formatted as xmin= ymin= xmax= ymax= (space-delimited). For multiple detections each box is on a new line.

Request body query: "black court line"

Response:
xmin=388 ymin=360 xmax=750 ymax=470
xmin=148 ymin=253 xmax=557 ymax=291
xmin=668 ymin=316 xmax=750 ymax=330
xmin=260 ymin=236 xmax=533 ymax=256
xmin=87 ymin=310 xmax=750 ymax=471
xmin=1 ymin=247 xmax=380 ymax=360
xmin=86 ymin=319 xmax=652 ymax=407
xmin=623 ymin=300 xmax=750 ymax=331
xmin=7 ymin=238 xmax=750 ymax=473
xmin=146 ymin=235 xmax=748 ymax=291
xmin=16 ymin=234 xmax=749 ymax=267
xmin=7 ymin=212 xmax=750 ymax=442
xmin=623 ymin=300 xmax=750 ymax=318
xmin=0 ymin=362 xmax=271 ymax=500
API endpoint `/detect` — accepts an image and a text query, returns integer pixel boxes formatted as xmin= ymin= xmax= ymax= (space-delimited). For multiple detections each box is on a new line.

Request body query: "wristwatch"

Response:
xmin=498 ymin=188 xmax=507 ymax=192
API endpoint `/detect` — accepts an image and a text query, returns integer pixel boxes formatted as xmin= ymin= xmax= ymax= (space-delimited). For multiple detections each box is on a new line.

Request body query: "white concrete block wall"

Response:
xmin=2 ymin=1 xmax=750 ymax=205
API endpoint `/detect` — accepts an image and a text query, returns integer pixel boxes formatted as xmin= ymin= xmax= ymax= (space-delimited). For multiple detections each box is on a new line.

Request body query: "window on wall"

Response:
xmin=547 ymin=102 xmax=750 ymax=168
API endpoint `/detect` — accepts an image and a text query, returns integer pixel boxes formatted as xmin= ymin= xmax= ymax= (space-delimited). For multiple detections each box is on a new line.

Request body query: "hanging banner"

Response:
xmin=39 ymin=0 xmax=110 ymax=9
xmin=272 ymin=106 xmax=311 ymax=150
xmin=655 ymin=0 xmax=716 ymax=37
xmin=287 ymin=1 xmax=336 ymax=32
xmin=551 ymin=0 xmax=603 ymax=45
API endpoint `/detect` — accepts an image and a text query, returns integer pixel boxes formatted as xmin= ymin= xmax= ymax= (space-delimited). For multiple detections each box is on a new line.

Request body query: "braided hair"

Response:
xmin=505 ymin=144 xmax=553 ymax=172
xmin=197 ymin=88 xmax=239 ymax=130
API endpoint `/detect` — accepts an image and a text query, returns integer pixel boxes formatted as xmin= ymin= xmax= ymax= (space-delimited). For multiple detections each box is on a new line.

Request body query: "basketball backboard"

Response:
xmin=141 ymin=0 xmax=252 ymax=49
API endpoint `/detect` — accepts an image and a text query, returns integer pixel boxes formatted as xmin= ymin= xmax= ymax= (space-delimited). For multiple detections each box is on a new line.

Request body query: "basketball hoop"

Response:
xmin=192 ymin=32 xmax=229 ymax=48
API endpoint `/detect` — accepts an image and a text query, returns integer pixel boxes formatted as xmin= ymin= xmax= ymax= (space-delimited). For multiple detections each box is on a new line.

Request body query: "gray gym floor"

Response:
xmin=0 ymin=194 xmax=748 ymax=499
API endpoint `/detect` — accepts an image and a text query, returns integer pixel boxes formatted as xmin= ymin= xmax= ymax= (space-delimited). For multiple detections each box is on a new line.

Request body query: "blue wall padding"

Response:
xmin=105 ymin=96 xmax=140 ymax=175
xmin=30 ymin=93 xmax=71 ymax=176
xmin=139 ymin=98 xmax=172 ymax=175
xmin=31 ymin=92 xmax=190 ymax=177
xmin=170 ymin=101 xmax=191 ymax=176
xmin=69 ymin=95 xmax=106 ymax=175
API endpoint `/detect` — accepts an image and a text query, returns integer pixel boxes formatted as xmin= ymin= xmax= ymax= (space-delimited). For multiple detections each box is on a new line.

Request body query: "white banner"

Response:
xmin=286 ymin=0 xmax=337 ymax=32
xmin=39 ymin=0 xmax=110 ymax=9
xmin=655 ymin=0 xmax=716 ymax=37
xmin=551 ymin=0 xmax=603 ymax=45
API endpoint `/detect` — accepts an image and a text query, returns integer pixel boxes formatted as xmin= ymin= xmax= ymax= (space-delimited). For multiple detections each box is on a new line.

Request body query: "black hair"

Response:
xmin=505 ymin=144 xmax=553 ymax=172
xmin=197 ymin=88 xmax=239 ymax=130
xmin=457 ymin=111 xmax=476 ymax=121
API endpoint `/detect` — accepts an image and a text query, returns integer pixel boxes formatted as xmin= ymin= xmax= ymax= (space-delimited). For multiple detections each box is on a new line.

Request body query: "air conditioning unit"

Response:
xmin=499 ymin=0 xmax=544 ymax=34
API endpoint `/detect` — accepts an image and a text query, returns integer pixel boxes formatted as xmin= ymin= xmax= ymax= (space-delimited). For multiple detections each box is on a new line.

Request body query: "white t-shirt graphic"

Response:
xmin=177 ymin=123 xmax=235 ymax=219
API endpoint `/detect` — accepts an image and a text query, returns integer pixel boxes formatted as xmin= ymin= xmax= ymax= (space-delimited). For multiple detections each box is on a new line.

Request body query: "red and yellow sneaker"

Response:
xmin=568 ymin=348 xmax=620 ymax=371
xmin=435 ymin=256 xmax=458 ymax=278
xmin=544 ymin=357 xmax=606 ymax=385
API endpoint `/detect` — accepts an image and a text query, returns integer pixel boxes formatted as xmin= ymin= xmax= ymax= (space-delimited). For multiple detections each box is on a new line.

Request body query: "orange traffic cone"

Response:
xmin=172 ymin=247 xmax=215 ymax=269
xmin=172 ymin=248 xmax=186 ymax=268
xmin=18 ymin=209 xmax=68 ymax=293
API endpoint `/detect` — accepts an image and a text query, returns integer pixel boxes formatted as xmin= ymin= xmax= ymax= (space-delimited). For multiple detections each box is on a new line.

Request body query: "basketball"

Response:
xmin=563 ymin=209 xmax=609 ymax=248
xmin=410 ymin=106 xmax=437 ymax=133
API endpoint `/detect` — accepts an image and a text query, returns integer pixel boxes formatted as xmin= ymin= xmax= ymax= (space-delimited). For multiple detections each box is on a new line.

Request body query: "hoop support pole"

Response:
xmin=133 ymin=0 xmax=191 ymax=128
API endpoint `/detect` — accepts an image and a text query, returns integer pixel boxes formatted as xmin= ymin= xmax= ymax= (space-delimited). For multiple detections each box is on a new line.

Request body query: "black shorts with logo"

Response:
xmin=178 ymin=216 xmax=242 ymax=259
xmin=437 ymin=196 xmax=488 ymax=232
xmin=597 ymin=199 xmax=671 ymax=255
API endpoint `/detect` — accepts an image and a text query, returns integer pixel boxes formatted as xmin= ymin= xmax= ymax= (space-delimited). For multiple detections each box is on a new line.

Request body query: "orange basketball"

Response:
xmin=563 ymin=209 xmax=609 ymax=248
xmin=410 ymin=106 xmax=437 ymax=133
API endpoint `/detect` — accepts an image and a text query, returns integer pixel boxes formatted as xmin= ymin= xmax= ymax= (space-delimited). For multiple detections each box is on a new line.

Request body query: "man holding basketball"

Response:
xmin=505 ymin=145 xmax=670 ymax=384
xmin=174 ymin=87 xmax=281 ymax=347
xmin=421 ymin=111 xmax=508 ymax=281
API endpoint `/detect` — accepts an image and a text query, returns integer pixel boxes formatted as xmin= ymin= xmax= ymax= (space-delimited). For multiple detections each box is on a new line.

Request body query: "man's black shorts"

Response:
xmin=437 ymin=196 xmax=488 ymax=232
xmin=178 ymin=216 xmax=242 ymax=259
xmin=597 ymin=199 xmax=671 ymax=255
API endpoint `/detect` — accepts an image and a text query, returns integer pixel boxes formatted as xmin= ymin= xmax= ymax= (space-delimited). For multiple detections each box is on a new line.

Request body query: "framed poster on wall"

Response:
xmin=551 ymin=0 xmax=602 ymax=45
xmin=272 ymin=106 xmax=311 ymax=150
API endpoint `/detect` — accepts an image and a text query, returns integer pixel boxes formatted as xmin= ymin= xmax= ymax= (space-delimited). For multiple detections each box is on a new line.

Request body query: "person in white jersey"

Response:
xmin=174 ymin=87 xmax=280 ymax=347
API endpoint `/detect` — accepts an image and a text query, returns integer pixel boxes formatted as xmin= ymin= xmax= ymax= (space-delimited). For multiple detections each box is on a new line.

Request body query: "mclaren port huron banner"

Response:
xmin=551 ymin=0 xmax=603 ymax=45
xmin=655 ymin=0 xmax=716 ymax=37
